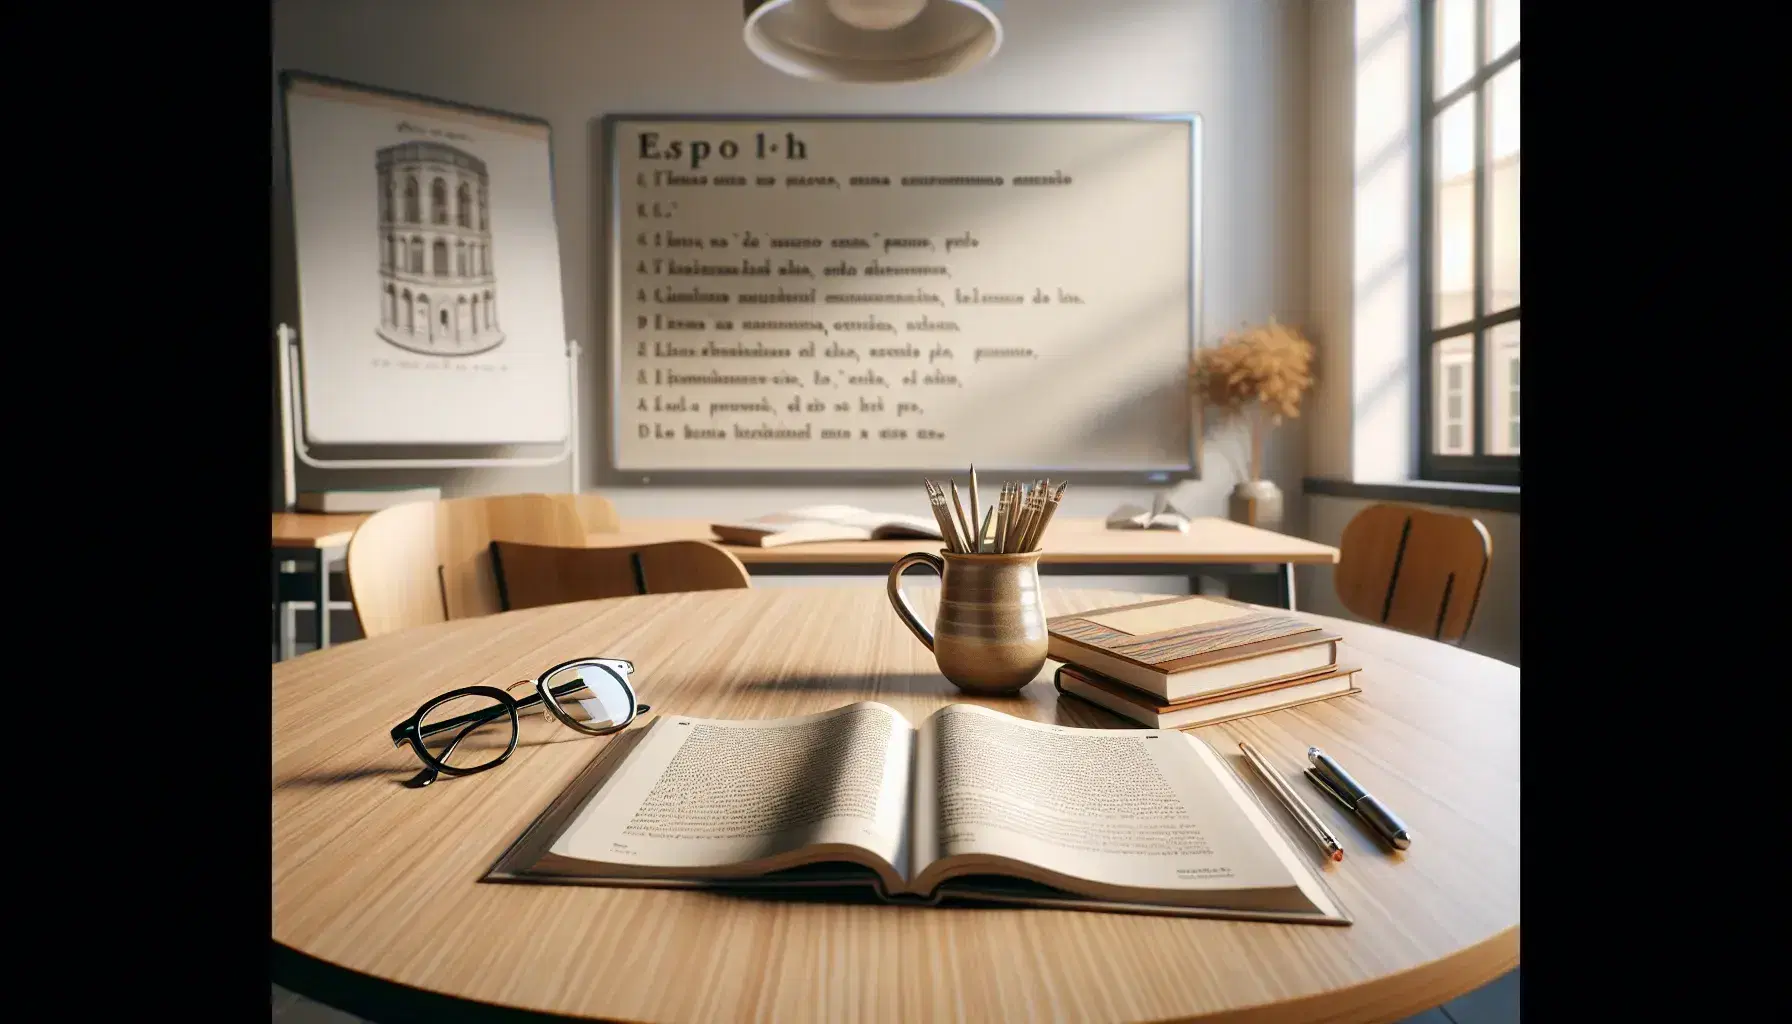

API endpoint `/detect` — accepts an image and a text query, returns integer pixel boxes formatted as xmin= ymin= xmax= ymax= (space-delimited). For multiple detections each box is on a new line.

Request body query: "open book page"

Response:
xmin=545 ymin=702 xmax=914 ymax=879
xmin=732 ymin=506 xmax=938 ymax=535
xmin=910 ymin=704 xmax=1299 ymax=899
xmin=780 ymin=505 xmax=897 ymax=529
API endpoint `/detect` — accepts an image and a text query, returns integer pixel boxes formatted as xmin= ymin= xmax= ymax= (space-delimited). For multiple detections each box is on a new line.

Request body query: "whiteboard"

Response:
xmin=282 ymin=73 xmax=570 ymax=446
xmin=606 ymin=116 xmax=1201 ymax=474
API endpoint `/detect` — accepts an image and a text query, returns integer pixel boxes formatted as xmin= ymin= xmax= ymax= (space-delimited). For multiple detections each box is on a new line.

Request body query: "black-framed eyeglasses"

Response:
xmin=389 ymin=657 xmax=650 ymax=788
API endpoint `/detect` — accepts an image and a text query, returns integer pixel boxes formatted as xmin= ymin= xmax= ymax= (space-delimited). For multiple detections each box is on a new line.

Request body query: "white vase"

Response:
xmin=1229 ymin=479 xmax=1284 ymax=533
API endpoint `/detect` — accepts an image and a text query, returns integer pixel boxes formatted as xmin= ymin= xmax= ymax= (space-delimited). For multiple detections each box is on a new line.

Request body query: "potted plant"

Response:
xmin=1189 ymin=317 xmax=1315 ymax=532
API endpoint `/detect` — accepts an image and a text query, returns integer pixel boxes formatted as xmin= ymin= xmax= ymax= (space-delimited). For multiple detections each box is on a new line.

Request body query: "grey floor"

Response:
xmin=273 ymin=968 xmax=1516 ymax=1022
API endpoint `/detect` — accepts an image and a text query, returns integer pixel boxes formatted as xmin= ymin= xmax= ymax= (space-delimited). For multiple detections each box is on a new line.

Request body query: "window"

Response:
xmin=432 ymin=239 xmax=448 ymax=276
xmin=1434 ymin=341 xmax=1473 ymax=455
xmin=457 ymin=183 xmax=472 ymax=228
xmin=403 ymin=176 xmax=420 ymax=223
xmin=1419 ymin=0 xmax=1518 ymax=484
xmin=431 ymin=178 xmax=448 ymax=224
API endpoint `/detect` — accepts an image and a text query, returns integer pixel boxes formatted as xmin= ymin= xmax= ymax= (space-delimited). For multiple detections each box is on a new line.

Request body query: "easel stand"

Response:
xmin=276 ymin=323 xmax=581 ymax=510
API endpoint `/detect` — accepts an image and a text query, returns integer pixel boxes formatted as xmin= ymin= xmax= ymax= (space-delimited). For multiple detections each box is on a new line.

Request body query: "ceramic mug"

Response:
xmin=885 ymin=550 xmax=1049 ymax=694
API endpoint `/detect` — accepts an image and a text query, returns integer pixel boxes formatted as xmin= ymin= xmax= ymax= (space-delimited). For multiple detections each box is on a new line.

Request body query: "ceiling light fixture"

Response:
xmin=743 ymin=0 xmax=1005 ymax=84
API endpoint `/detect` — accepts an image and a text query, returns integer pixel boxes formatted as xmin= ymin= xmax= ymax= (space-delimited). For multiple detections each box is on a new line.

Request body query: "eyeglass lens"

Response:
xmin=417 ymin=692 xmax=515 ymax=771
xmin=540 ymin=662 xmax=635 ymax=733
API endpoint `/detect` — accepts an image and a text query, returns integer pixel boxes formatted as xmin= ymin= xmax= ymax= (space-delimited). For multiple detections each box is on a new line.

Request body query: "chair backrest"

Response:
xmin=346 ymin=494 xmax=588 ymax=638
xmin=1333 ymin=503 xmax=1492 ymax=644
xmin=490 ymin=540 xmax=752 ymax=611
xmin=568 ymin=493 xmax=621 ymax=535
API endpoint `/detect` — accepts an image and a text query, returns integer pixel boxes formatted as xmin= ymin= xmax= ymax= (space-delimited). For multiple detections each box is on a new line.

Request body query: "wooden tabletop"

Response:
xmin=586 ymin=516 xmax=1341 ymax=565
xmin=274 ymin=514 xmax=1337 ymax=566
xmin=271 ymin=512 xmax=370 ymax=550
xmin=273 ymin=587 xmax=1517 ymax=1023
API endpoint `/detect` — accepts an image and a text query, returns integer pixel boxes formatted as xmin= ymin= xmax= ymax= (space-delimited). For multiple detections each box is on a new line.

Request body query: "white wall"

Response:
xmin=1305 ymin=0 xmax=1418 ymax=485
xmin=271 ymin=0 xmax=1313 ymax=549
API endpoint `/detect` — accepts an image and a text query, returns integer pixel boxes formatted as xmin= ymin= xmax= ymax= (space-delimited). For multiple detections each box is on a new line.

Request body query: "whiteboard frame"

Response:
xmin=278 ymin=69 xmax=575 ymax=450
xmin=600 ymin=114 xmax=1204 ymax=485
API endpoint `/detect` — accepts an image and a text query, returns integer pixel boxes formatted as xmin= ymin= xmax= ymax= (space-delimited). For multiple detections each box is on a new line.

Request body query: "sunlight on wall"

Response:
xmin=1350 ymin=0 xmax=1415 ymax=483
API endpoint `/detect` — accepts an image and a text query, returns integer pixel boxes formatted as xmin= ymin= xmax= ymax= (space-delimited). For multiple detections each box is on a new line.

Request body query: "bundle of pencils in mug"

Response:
xmin=923 ymin=466 xmax=1067 ymax=555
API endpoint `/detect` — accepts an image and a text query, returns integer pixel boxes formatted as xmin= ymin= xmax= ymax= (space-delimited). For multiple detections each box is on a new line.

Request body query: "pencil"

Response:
xmin=1017 ymin=487 xmax=1032 ymax=552
xmin=1017 ymin=487 xmax=1046 ymax=552
xmin=924 ymin=480 xmax=962 ymax=553
xmin=1030 ymin=481 xmax=1067 ymax=551
xmin=1027 ymin=482 xmax=1054 ymax=551
xmin=1003 ymin=484 xmax=1017 ymax=555
xmin=968 ymin=465 xmax=982 ymax=553
xmin=944 ymin=483 xmax=968 ymax=554
xmin=977 ymin=506 xmax=994 ymax=553
xmin=949 ymin=480 xmax=974 ymax=557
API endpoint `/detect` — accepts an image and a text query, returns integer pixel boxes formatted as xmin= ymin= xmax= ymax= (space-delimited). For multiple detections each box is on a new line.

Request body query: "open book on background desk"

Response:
xmin=710 ymin=505 xmax=942 ymax=547
xmin=488 ymin=703 xmax=1348 ymax=924
xmin=1106 ymin=495 xmax=1191 ymax=533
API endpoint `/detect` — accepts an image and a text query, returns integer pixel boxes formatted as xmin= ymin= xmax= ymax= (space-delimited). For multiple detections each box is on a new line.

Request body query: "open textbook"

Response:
xmin=1106 ymin=494 xmax=1191 ymax=533
xmin=709 ymin=505 xmax=942 ymax=547
xmin=488 ymin=703 xmax=1349 ymax=924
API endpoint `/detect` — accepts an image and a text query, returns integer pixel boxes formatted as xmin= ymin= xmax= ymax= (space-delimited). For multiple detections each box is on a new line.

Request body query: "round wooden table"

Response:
xmin=273 ymin=588 xmax=1519 ymax=1023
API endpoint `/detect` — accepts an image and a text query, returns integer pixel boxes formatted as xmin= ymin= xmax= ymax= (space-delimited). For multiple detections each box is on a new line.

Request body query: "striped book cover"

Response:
xmin=1047 ymin=595 xmax=1329 ymax=676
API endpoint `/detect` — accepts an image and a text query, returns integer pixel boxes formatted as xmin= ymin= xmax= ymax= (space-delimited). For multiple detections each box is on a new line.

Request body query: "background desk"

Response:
xmin=272 ymin=587 xmax=1518 ymax=1024
xmin=588 ymin=516 xmax=1340 ymax=608
xmin=271 ymin=513 xmax=1341 ymax=659
xmin=271 ymin=513 xmax=367 ymax=659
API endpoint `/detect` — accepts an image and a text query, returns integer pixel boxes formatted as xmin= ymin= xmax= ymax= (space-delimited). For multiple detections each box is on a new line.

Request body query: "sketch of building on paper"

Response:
xmin=374 ymin=142 xmax=504 ymax=356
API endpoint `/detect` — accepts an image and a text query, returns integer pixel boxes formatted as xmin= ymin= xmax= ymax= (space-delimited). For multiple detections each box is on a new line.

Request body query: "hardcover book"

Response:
xmin=1056 ymin=663 xmax=1362 ymax=731
xmin=488 ymin=703 xmax=1349 ymax=925
xmin=1047 ymin=595 xmax=1340 ymax=702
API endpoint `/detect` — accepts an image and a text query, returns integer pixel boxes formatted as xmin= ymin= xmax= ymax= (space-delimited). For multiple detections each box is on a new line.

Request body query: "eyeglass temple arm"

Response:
xmin=398 ymin=678 xmax=601 ymax=744
xmin=406 ymin=717 xmax=488 ymax=786
xmin=437 ymin=718 xmax=486 ymax=763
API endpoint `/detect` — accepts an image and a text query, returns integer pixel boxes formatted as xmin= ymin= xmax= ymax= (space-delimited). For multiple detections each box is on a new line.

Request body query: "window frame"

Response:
xmin=1417 ymin=0 xmax=1520 ymax=486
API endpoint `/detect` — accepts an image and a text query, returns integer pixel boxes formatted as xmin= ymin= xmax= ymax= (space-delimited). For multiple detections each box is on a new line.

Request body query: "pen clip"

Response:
xmin=1304 ymin=767 xmax=1355 ymax=811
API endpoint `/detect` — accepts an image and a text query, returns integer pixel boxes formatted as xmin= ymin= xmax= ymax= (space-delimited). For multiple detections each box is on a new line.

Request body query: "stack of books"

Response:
xmin=1047 ymin=595 xmax=1361 ymax=730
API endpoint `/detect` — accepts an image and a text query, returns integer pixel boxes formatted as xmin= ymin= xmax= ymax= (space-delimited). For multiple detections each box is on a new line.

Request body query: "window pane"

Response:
xmin=1484 ymin=322 xmax=1520 ymax=455
xmin=1433 ymin=96 xmax=1476 ymax=328
xmin=1486 ymin=61 xmax=1520 ymax=314
xmin=1434 ymin=0 xmax=1477 ymax=96
xmin=1432 ymin=336 xmax=1475 ymax=456
xmin=1489 ymin=0 xmax=1520 ymax=58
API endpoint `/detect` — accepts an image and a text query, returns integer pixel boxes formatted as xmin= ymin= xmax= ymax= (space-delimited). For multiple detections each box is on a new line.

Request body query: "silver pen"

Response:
xmin=1239 ymin=741 xmax=1343 ymax=863
xmin=1306 ymin=747 xmax=1413 ymax=851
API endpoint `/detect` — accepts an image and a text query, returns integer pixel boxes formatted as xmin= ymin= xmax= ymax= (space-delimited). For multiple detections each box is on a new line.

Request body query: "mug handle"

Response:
xmin=886 ymin=552 xmax=945 ymax=651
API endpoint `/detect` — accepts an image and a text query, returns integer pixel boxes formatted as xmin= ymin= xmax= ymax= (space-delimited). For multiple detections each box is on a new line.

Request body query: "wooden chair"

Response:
xmin=345 ymin=494 xmax=588 ymax=638
xmin=567 ymin=493 xmax=621 ymax=535
xmin=490 ymin=540 xmax=751 ymax=611
xmin=1333 ymin=503 xmax=1491 ymax=644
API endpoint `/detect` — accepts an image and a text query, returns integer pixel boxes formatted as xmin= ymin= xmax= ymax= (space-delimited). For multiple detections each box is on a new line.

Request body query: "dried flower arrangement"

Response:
xmin=1189 ymin=317 xmax=1315 ymax=483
